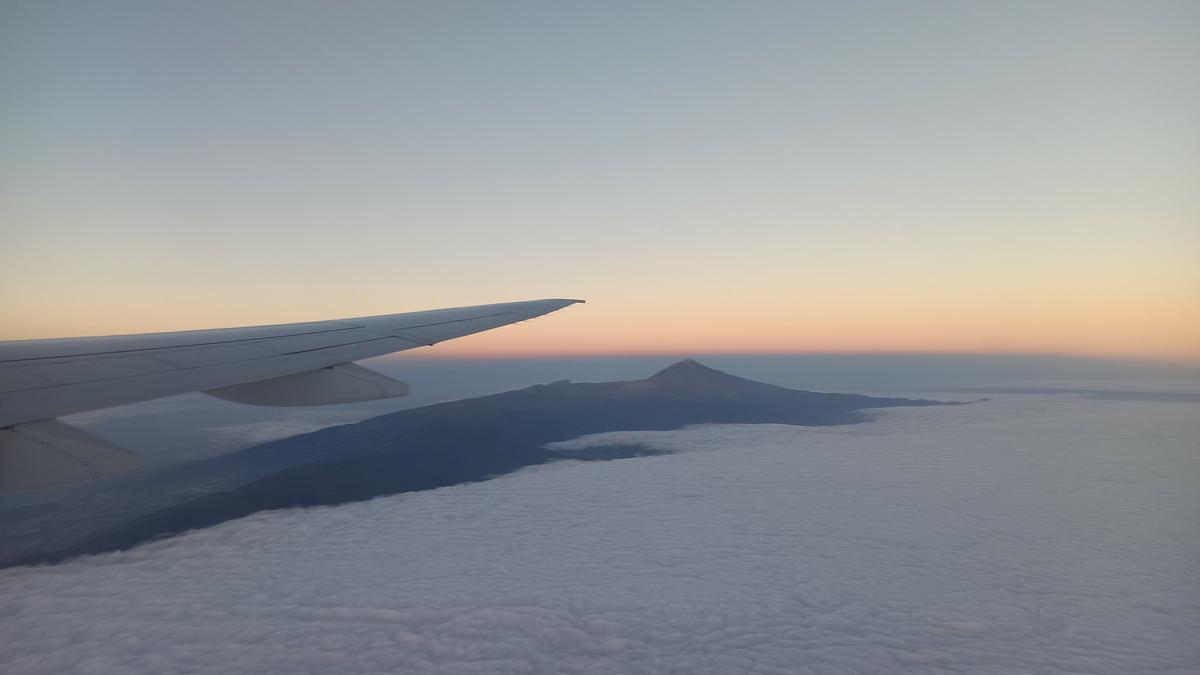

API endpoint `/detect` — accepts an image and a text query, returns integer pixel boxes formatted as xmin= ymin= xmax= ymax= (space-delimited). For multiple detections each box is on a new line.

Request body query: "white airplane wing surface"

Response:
xmin=0 ymin=298 xmax=581 ymax=492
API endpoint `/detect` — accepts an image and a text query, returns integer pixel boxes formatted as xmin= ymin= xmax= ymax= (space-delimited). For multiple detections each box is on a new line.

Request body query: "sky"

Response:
xmin=2 ymin=1 xmax=1197 ymax=360
xmin=3 ymin=394 xmax=1197 ymax=673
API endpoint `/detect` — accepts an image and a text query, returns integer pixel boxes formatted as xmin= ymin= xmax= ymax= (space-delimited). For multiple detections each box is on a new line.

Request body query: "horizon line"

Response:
xmin=389 ymin=349 xmax=1200 ymax=367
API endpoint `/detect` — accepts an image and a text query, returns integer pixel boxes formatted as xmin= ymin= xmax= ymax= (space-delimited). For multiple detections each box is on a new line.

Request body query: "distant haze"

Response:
xmin=2 ymin=2 xmax=1197 ymax=360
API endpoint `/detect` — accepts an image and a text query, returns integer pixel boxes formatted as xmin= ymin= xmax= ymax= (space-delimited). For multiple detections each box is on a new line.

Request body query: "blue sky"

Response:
xmin=2 ymin=1 xmax=1197 ymax=358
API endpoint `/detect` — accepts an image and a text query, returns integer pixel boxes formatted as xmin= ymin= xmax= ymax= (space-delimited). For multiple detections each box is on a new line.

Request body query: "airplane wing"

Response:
xmin=0 ymin=298 xmax=581 ymax=492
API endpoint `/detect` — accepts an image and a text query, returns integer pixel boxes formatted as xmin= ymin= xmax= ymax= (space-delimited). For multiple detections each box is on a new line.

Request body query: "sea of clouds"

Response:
xmin=2 ymin=394 xmax=1197 ymax=674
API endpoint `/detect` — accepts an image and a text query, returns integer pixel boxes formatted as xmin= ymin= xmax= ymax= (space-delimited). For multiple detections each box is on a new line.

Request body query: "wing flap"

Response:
xmin=0 ymin=335 xmax=416 ymax=426
xmin=205 ymin=363 xmax=409 ymax=406
xmin=0 ymin=420 xmax=143 ymax=493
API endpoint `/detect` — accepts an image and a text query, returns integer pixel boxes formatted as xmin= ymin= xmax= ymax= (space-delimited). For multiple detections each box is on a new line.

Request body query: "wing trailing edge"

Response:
xmin=205 ymin=362 xmax=409 ymax=406
xmin=0 ymin=420 xmax=144 ymax=493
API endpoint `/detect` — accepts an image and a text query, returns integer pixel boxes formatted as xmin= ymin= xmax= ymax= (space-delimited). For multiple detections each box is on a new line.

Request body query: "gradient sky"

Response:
xmin=2 ymin=1 xmax=1197 ymax=360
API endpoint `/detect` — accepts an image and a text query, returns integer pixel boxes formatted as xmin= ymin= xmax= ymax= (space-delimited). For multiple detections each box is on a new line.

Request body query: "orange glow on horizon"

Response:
xmin=8 ymin=292 xmax=1197 ymax=364
xmin=3 ymin=253 xmax=1198 ymax=366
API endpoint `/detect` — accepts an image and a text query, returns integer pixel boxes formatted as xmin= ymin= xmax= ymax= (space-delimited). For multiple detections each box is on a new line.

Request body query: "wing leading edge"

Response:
xmin=0 ymin=298 xmax=581 ymax=492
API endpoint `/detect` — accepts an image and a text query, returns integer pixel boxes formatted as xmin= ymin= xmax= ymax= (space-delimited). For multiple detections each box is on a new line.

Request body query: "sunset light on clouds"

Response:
xmin=2 ymin=1 xmax=1197 ymax=361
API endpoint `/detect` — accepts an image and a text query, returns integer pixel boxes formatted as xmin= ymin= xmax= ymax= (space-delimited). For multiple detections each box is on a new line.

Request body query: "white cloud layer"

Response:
xmin=2 ymin=395 xmax=1198 ymax=674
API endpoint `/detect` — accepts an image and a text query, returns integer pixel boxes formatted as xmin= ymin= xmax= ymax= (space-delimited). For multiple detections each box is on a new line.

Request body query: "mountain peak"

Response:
xmin=650 ymin=359 xmax=721 ymax=379
xmin=644 ymin=359 xmax=754 ymax=393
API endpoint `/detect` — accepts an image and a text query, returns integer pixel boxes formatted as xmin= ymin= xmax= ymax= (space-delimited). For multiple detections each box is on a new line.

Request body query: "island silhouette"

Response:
xmin=1 ymin=360 xmax=950 ymax=567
